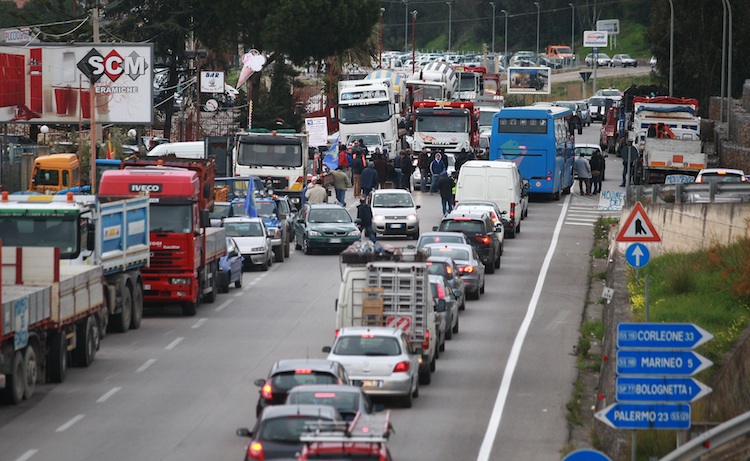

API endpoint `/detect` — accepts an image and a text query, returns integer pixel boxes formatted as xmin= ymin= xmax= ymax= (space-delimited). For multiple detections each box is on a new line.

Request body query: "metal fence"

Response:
xmin=625 ymin=182 xmax=750 ymax=206
xmin=1 ymin=145 xmax=51 ymax=193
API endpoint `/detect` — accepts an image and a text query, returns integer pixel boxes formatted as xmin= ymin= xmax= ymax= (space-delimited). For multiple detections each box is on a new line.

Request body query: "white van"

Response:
xmin=455 ymin=160 xmax=523 ymax=238
xmin=147 ymin=141 xmax=205 ymax=159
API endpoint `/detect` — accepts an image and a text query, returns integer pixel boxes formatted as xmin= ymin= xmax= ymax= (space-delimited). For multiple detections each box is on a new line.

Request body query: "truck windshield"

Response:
xmin=416 ymin=115 xmax=468 ymax=133
xmin=0 ymin=217 xmax=78 ymax=257
xmin=236 ymin=143 xmax=302 ymax=168
xmin=459 ymin=76 xmax=477 ymax=91
xmin=339 ymin=102 xmax=390 ymax=124
xmin=479 ymin=111 xmax=496 ymax=127
xmin=150 ymin=205 xmax=192 ymax=233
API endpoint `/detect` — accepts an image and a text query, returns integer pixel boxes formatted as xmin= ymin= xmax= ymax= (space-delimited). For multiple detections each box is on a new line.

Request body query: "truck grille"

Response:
xmin=148 ymin=248 xmax=188 ymax=270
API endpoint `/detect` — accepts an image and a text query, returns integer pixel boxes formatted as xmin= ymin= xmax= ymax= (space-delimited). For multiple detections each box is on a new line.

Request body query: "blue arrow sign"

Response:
xmin=625 ymin=243 xmax=650 ymax=268
xmin=617 ymin=350 xmax=712 ymax=376
xmin=562 ymin=449 xmax=613 ymax=461
xmin=616 ymin=377 xmax=712 ymax=403
xmin=595 ymin=403 xmax=691 ymax=430
xmin=617 ymin=323 xmax=714 ymax=349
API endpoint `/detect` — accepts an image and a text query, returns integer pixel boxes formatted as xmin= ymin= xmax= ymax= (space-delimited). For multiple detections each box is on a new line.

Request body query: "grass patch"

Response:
xmin=565 ymin=377 xmax=585 ymax=428
xmin=590 ymin=247 xmax=608 ymax=259
xmin=581 ymin=320 xmax=604 ymax=341
xmin=593 ymin=270 xmax=607 ymax=280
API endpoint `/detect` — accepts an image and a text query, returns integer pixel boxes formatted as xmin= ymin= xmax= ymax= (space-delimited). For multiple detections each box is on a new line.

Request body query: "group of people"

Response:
xmin=573 ymin=149 xmax=607 ymax=196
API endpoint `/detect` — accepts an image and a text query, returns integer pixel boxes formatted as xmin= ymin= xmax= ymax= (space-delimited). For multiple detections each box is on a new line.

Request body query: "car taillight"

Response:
xmin=510 ymin=203 xmax=515 ymax=220
xmin=248 ymin=441 xmax=265 ymax=460
xmin=422 ymin=330 xmax=430 ymax=351
xmin=436 ymin=283 xmax=445 ymax=299
xmin=460 ymin=265 xmax=474 ymax=273
xmin=445 ymin=265 xmax=452 ymax=275
xmin=475 ymin=235 xmax=491 ymax=245
xmin=334 ymin=329 xmax=340 ymax=337
xmin=260 ymin=381 xmax=273 ymax=400
xmin=393 ymin=361 xmax=410 ymax=373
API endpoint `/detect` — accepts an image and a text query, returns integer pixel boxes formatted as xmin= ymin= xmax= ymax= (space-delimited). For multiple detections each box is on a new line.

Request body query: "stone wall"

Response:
xmin=710 ymin=80 xmax=750 ymax=172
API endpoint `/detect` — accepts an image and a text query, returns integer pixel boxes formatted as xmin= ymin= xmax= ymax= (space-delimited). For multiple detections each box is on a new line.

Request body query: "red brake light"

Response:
xmin=295 ymin=369 xmax=313 ymax=374
xmin=436 ymin=283 xmax=445 ymax=299
xmin=334 ymin=329 xmax=340 ymax=337
xmin=460 ymin=265 xmax=474 ymax=273
xmin=313 ymin=392 xmax=337 ymax=398
xmin=490 ymin=212 xmax=498 ymax=223
xmin=248 ymin=441 xmax=265 ymax=460
xmin=446 ymin=265 xmax=452 ymax=274
xmin=361 ymin=333 xmax=375 ymax=338
xmin=476 ymin=235 xmax=491 ymax=245
xmin=510 ymin=203 xmax=515 ymax=219
xmin=261 ymin=382 xmax=273 ymax=400
xmin=422 ymin=330 xmax=430 ymax=351
xmin=425 ymin=262 xmax=433 ymax=266
xmin=393 ymin=361 xmax=410 ymax=373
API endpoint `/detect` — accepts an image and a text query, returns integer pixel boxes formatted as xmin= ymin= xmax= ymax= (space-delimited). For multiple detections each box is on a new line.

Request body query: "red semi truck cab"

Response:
xmin=98 ymin=165 xmax=225 ymax=316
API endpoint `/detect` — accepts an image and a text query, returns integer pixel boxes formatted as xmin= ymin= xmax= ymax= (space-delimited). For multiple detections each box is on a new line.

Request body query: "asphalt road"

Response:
xmin=0 ymin=124 xmax=624 ymax=461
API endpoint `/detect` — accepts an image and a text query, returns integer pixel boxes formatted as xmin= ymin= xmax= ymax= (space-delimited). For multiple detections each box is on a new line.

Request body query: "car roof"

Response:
xmin=272 ymin=359 xmax=343 ymax=374
xmin=373 ymin=188 xmax=411 ymax=194
xmin=424 ymin=242 xmax=475 ymax=253
xmin=259 ymin=404 xmax=340 ymax=421
xmin=575 ymin=143 xmax=602 ymax=149
xmin=337 ymin=327 xmax=405 ymax=338
xmin=223 ymin=216 xmax=264 ymax=223
xmin=306 ymin=203 xmax=347 ymax=210
xmin=442 ymin=211 xmax=489 ymax=221
xmin=455 ymin=200 xmax=498 ymax=208
xmin=287 ymin=384 xmax=363 ymax=395
xmin=698 ymin=168 xmax=745 ymax=176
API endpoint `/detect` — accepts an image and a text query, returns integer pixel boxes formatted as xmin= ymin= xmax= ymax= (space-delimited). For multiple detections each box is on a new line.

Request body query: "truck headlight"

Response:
xmin=170 ymin=278 xmax=191 ymax=285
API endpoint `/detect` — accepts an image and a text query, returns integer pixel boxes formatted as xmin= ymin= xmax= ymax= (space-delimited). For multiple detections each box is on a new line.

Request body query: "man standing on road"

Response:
xmin=305 ymin=177 xmax=328 ymax=204
xmin=436 ymin=172 xmax=455 ymax=215
xmin=589 ymin=149 xmax=605 ymax=194
xmin=331 ymin=166 xmax=349 ymax=206
xmin=430 ymin=152 xmax=446 ymax=193
xmin=399 ymin=150 xmax=414 ymax=191
xmin=419 ymin=148 xmax=430 ymax=193
xmin=356 ymin=195 xmax=377 ymax=243
xmin=573 ymin=152 xmax=592 ymax=195
xmin=351 ymin=149 xmax=366 ymax=197
xmin=359 ymin=161 xmax=379 ymax=197
xmin=619 ymin=139 xmax=639 ymax=187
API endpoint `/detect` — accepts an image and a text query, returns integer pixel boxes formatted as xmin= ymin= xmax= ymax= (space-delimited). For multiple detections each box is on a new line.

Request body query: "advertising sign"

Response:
xmin=583 ymin=31 xmax=608 ymax=47
xmin=0 ymin=43 xmax=153 ymax=124
xmin=596 ymin=19 xmax=620 ymax=35
xmin=304 ymin=117 xmax=328 ymax=148
xmin=200 ymin=71 xmax=225 ymax=94
xmin=507 ymin=67 xmax=551 ymax=95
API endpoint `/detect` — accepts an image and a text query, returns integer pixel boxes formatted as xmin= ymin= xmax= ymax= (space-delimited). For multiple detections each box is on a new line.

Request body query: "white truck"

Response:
xmin=405 ymin=61 xmax=458 ymax=103
xmin=629 ymin=96 xmax=706 ymax=184
xmin=1 ymin=244 xmax=105 ymax=404
xmin=338 ymin=77 xmax=402 ymax=157
xmin=335 ymin=245 xmax=438 ymax=385
xmin=0 ymin=194 xmax=149 ymax=334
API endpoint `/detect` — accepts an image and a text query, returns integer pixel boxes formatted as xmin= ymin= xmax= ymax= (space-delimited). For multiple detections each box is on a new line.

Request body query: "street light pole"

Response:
xmin=667 ymin=0 xmax=673 ymax=96
xmin=446 ymin=2 xmax=452 ymax=52
xmin=379 ymin=8 xmax=385 ymax=69
xmin=726 ymin=0 xmax=733 ymax=132
xmin=501 ymin=10 xmax=508 ymax=65
xmin=411 ymin=10 xmax=418 ymax=74
xmin=403 ymin=0 xmax=408 ymax=52
xmin=534 ymin=2 xmax=540 ymax=58
xmin=490 ymin=2 xmax=496 ymax=54
xmin=569 ymin=3 xmax=575 ymax=55
xmin=720 ymin=0 xmax=727 ymax=122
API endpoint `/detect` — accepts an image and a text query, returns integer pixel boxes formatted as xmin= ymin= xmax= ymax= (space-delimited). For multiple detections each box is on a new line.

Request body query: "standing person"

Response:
xmin=400 ymin=150 xmax=414 ymax=191
xmin=373 ymin=153 xmax=388 ymax=189
xmin=359 ymin=161 xmax=379 ymax=197
xmin=331 ymin=166 xmax=349 ymax=206
xmin=392 ymin=150 xmax=402 ymax=187
xmin=356 ymin=195 xmax=377 ymax=243
xmin=430 ymin=152 xmax=446 ymax=193
xmin=436 ymin=172 xmax=455 ymax=215
xmin=305 ymin=177 xmax=328 ymax=203
xmin=619 ymin=140 xmax=638 ymax=187
xmin=455 ymin=148 xmax=469 ymax=173
xmin=351 ymin=149 xmax=366 ymax=197
xmin=589 ymin=149 xmax=605 ymax=194
xmin=299 ymin=179 xmax=312 ymax=207
xmin=573 ymin=152 xmax=592 ymax=195
xmin=418 ymin=148 xmax=430 ymax=193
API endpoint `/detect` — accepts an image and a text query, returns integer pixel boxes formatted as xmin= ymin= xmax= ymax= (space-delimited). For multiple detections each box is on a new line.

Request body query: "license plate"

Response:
xmin=390 ymin=224 xmax=403 ymax=229
xmin=329 ymin=238 xmax=342 ymax=243
xmin=144 ymin=284 xmax=151 ymax=290
xmin=362 ymin=380 xmax=382 ymax=388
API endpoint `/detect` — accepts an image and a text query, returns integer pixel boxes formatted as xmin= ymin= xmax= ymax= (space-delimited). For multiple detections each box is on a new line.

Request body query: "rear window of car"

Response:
xmin=698 ymin=173 xmax=744 ymax=183
xmin=333 ymin=336 xmax=401 ymax=356
xmin=261 ymin=416 xmax=324 ymax=442
xmin=426 ymin=261 xmax=453 ymax=280
xmin=439 ymin=219 xmax=484 ymax=235
xmin=428 ymin=247 xmax=470 ymax=261
xmin=271 ymin=371 xmax=338 ymax=390
xmin=417 ymin=234 xmax=465 ymax=248
xmin=287 ymin=391 xmax=360 ymax=415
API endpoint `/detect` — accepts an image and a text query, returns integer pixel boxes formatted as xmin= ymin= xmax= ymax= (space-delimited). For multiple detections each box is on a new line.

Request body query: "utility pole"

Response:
xmin=90 ymin=7 xmax=99 ymax=194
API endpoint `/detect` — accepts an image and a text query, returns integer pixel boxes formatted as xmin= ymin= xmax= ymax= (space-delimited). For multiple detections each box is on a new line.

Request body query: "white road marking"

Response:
xmin=191 ymin=318 xmax=207 ymax=329
xmin=96 ymin=387 xmax=121 ymax=403
xmin=215 ymin=300 xmax=232 ymax=312
xmin=136 ymin=359 xmax=156 ymax=373
xmin=14 ymin=449 xmax=38 ymax=461
xmin=55 ymin=414 xmax=85 ymax=432
xmin=565 ymin=222 xmax=595 ymax=226
xmin=477 ymin=193 xmax=572 ymax=461
xmin=234 ymin=291 xmax=245 ymax=297
xmin=165 ymin=337 xmax=184 ymax=350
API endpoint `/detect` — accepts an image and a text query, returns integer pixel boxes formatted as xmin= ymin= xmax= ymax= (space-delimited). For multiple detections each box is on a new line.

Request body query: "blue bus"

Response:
xmin=489 ymin=106 xmax=575 ymax=199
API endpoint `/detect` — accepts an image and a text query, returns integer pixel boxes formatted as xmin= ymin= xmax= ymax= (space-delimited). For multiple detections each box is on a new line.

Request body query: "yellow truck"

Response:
xmin=28 ymin=153 xmax=81 ymax=194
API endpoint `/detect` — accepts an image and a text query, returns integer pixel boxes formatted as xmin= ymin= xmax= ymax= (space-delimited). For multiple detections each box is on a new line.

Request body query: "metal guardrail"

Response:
xmin=659 ymin=411 xmax=750 ymax=461
xmin=626 ymin=182 xmax=750 ymax=206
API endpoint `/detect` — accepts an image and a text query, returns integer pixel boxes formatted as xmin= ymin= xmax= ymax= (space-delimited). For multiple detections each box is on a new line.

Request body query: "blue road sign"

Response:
xmin=595 ymin=403 xmax=691 ymax=430
xmin=562 ymin=449 xmax=613 ymax=461
xmin=617 ymin=350 xmax=712 ymax=376
xmin=617 ymin=323 xmax=714 ymax=349
xmin=616 ymin=377 xmax=712 ymax=403
xmin=625 ymin=243 xmax=650 ymax=268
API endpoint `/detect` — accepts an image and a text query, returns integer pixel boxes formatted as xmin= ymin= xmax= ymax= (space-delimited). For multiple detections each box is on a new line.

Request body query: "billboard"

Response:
xmin=507 ymin=67 xmax=551 ymax=95
xmin=583 ymin=30 xmax=608 ymax=47
xmin=0 ymin=43 xmax=153 ymax=124
xmin=596 ymin=19 xmax=620 ymax=35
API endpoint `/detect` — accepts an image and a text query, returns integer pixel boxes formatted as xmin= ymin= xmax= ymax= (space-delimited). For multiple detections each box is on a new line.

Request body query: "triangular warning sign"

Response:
xmin=616 ymin=202 xmax=661 ymax=242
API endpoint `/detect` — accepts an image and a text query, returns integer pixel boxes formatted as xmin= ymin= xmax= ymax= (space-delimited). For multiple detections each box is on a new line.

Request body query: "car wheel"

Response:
xmin=419 ymin=367 xmax=432 ymax=385
xmin=412 ymin=378 xmax=419 ymax=398
xmin=494 ymin=253 xmax=501 ymax=269
xmin=446 ymin=325 xmax=453 ymax=340
xmin=400 ymin=388 xmax=413 ymax=408
xmin=235 ymin=273 xmax=243 ymax=289
xmin=273 ymin=245 xmax=284 ymax=263
xmin=480 ymin=278 xmax=485 ymax=294
xmin=302 ymin=238 xmax=312 ymax=255
xmin=453 ymin=317 xmax=459 ymax=334
xmin=507 ymin=226 xmax=517 ymax=239
xmin=485 ymin=262 xmax=495 ymax=274
xmin=294 ymin=235 xmax=302 ymax=250
xmin=430 ymin=355 xmax=436 ymax=372
xmin=284 ymin=240 xmax=291 ymax=258
xmin=459 ymin=298 xmax=466 ymax=310
xmin=260 ymin=258 xmax=269 ymax=271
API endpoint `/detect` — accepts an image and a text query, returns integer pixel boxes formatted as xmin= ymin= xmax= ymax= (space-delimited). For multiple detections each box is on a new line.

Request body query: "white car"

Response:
xmin=585 ymin=53 xmax=611 ymax=67
xmin=370 ymin=189 xmax=421 ymax=239
xmin=222 ymin=217 xmax=273 ymax=271
xmin=611 ymin=54 xmax=637 ymax=67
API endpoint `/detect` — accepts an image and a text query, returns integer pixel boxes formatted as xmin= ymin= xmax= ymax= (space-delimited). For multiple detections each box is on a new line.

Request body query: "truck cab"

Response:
xmin=28 ymin=153 xmax=81 ymax=194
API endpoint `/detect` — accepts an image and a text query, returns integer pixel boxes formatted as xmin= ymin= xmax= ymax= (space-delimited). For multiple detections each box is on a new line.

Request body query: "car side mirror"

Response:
xmin=415 ymin=205 xmax=421 ymax=209
xmin=254 ymin=378 xmax=266 ymax=387
xmin=229 ymin=250 xmax=238 ymax=257
xmin=354 ymin=218 xmax=362 ymax=225
xmin=322 ymin=346 xmax=332 ymax=353
xmin=236 ymin=428 xmax=252 ymax=438
xmin=436 ymin=299 xmax=446 ymax=312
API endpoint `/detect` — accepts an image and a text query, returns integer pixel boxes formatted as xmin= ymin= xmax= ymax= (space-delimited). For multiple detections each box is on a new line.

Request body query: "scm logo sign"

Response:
xmin=77 ymin=48 xmax=149 ymax=84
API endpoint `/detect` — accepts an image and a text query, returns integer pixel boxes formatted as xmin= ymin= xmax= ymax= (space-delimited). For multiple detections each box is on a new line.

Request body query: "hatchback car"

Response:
xmin=253 ymin=359 xmax=350 ymax=417
xmin=695 ymin=168 xmax=747 ymax=184
xmin=454 ymin=200 xmax=509 ymax=236
xmin=687 ymin=168 xmax=749 ymax=203
xmin=436 ymin=212 xmax=502 ymax=273
xmin=424 ymin=243 xmax=486 ymax=300
xmin=285 ymin=384 xmax=377 ymax=422
xmin=222 ymin=217 xmax=273 ymax=271
xmin=218 ymin=237 xmax=243 ymax=292
xmin=585 ymin=52 xmax=611 ymax=67
xmin=576 ymin=100 xmax=592 ymax=126
xmin=294 ymin=203 xmax=361 ymax=254
xmin=429 ymin=274 xmax=459 ymax=342
xmin=426 ymin=256 xmax=466 ymax=310
xmin=323 ymin=327 xmax=420 ymax=408
xmin=611 ymin=54 xmax=637 ymax=67
xmin=237 ymin=404 xmax=343 ymax=460
xmin=414 ymin=231 xmax=469 ymax=251
xmin=370 ymin=189 xmax=421 ymax=239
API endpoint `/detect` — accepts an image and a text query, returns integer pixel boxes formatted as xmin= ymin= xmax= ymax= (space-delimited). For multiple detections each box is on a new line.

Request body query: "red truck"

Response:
xmin=98 ymin=158 xmax=225 ymax=316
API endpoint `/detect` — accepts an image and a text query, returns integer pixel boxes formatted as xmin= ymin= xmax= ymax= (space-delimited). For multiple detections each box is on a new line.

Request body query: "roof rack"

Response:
xmin=339 ymin=241 xmax=428 ymax=265
xmin=300 ymin=411 xmax=393 ymax=444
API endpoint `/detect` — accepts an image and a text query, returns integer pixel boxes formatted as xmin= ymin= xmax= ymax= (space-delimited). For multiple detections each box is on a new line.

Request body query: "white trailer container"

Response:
xmin=641 ymin=138 xmax=706 ymax=184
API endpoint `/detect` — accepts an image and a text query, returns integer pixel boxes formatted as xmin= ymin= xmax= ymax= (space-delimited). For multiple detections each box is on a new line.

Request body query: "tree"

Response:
xmin=252 ymin=60 xmax=303 ymax=131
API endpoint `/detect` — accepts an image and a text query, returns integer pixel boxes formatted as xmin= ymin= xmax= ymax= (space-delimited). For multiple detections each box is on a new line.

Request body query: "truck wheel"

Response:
xmin=112 ymin=284 xmax=132 ymax=333
xmin=99 ymin=287 xmax=109 ymax=339
xmin=73 ymin=315 xmax=99 ymax=367
xmin=23 ymin=345 xmax=38 ymax=400
xmin=204 ymin=265 xmax=218 ymax=304
xmin=130 ymin=281 xmax=143 ymax=330
xmin=182 ymin=301 xmax=198 ymax=316
xmin=284 ymin=240 xmax=290 ymax=258
xmin=48 ymin=331 xmax=68 ymax=383
xmin=3 ymin=351 xmax=26 ymax=404
xmin=273 ymin=245 xmax=284 ymax=263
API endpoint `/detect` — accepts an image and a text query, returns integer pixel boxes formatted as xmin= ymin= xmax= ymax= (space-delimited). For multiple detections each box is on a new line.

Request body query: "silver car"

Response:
xmin=370 ymin=189 xmax=421 ymax=239
xmin=423 ymin=243 xmax=486 ymax=300
xmin=324 ymin=327 xmax=421 ymax=408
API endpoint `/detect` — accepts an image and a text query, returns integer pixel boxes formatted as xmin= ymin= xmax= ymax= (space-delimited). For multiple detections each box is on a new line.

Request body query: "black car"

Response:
xmin=253 ymin=359 xmax=350 ymax=417
xmin=435 ymin=212 xmax=502 ymax=274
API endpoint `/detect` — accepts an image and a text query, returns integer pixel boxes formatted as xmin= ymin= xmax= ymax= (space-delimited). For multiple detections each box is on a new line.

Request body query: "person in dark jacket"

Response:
xmin=356 ymin=195 xmax=377 ymax=243
xmin=430 ymin=152 xmax=446 ymax=193
xmin=351 ymin=150 xmax=367 ymax=197
xmin=400 ymin=151 xmax=414 ymax=190
xmin=359 ymin=161 xmax=379 ymax=197
xmin=455 ymin=148 xmax=469 ymax=173
xmin=436 ymin=172 xmax=455 ymax=215
xmin=373 ymin=154 xmax=388 ymax=189
xmin=588 ymin=150 xmax=606 ymax=194
xmin=418 ymin=148 xmax=430 ymax=193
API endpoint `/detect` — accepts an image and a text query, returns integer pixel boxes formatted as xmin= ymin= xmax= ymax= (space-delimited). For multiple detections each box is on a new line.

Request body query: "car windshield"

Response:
xmin=333 ymin=336 xmax=401 ymax=356
xmin=223 ymin=221 xmax=264 ymax=237
xmin=426 ymin=261 xmax=453 ymax=280
xmin=271 ymin=371 xmax=338 ymax=391
xmin=347 ymin=134 xmax=382 ymax=147
xmin=427 ymin=247 xmax=470 ymax=261
xmin=209 ymin=203 xmax=231 ymax=220
xmin=372 ymin=193 xmax=414 ymax=208
xmin=575 ymin=147 xmax=600 ymax=156
xmin=308 ymin=209 xmax=352 ymax=223
xmin=600 ymin=89 xmax=620 ymax=96
xmin=440 ymin=219 xmax=484 ymax=235
xmin=287 ymin=391 xmax=360 ymax=416
xmin=417 ymin=234 xmax=465 ymax=248
xmin=256 ymin=201 xmax=276 ymax=217
xmin=589 ymin=97 xmax=605 ymax=106
xmin=260 ymin=416 xmax=326 ymax=443
xmin=699 ymin=173 xmax=745 ymax=183
xmin=556 ymin=102 xmax=575 ymax=110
